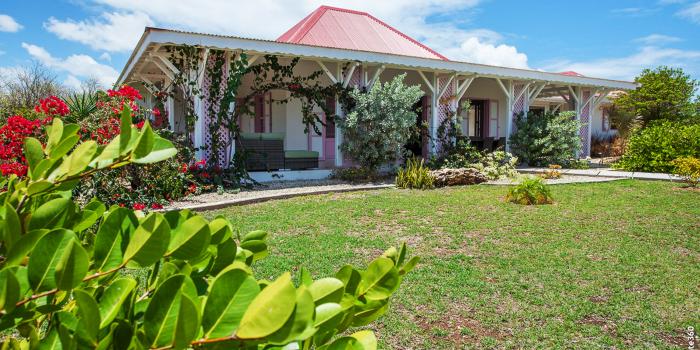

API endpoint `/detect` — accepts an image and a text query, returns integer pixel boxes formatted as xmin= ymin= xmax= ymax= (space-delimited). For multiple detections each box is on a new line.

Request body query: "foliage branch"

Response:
xmin=0 ymin=108 xmax=417 ymax=349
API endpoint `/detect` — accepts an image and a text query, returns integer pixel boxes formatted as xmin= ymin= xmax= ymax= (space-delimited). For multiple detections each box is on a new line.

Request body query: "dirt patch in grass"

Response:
xmin=579 ymin=314 xmax=618 ymax=335
xmin=658 ymin=329 xmax=694 ymax=348
xmin=407 ymin=303 xmax=506 ymax=348
xmin=673 ymin=186 xmax=700 ymax=193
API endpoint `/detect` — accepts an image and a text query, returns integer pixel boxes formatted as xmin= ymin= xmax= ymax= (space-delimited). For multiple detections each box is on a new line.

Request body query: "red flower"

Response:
xmin=35 ymin=96 xmax=70 ymax=117
xmin=180 ymin=163 xmax=188 ymax=173
xmin=151 ymin=203 xmax=163 ymax=209
xmin=132 ymin=203 xmax=146 ymax=210
xmin=107 ymin=85 xmax=143 ymax=101
xmin=135 ymin=121 xmax=145 ymax=129
xmin=0 ymin=162 xmax=28 ymax=177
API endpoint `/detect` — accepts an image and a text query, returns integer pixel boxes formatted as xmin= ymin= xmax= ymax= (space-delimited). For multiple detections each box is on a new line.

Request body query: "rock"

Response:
xmin=429 ymin=168 xmax=488 ymax=187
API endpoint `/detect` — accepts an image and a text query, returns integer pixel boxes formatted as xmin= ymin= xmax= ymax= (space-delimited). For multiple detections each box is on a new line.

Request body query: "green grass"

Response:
xmin=207 ymin=180 xmax=699 ymax=349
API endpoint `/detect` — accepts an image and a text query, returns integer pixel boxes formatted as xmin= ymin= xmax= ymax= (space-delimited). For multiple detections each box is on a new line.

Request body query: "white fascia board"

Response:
xmin=119 ymin=29 xmax=639 ymax=91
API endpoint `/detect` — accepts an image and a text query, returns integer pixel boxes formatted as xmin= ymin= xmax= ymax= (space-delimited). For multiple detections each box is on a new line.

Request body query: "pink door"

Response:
xmin=324 ymin=97 xmax=336 ymax=162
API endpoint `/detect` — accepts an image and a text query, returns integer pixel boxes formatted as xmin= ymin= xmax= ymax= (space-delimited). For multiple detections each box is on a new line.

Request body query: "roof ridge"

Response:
xmin=360 ymin=11 xmax=449 ymax=61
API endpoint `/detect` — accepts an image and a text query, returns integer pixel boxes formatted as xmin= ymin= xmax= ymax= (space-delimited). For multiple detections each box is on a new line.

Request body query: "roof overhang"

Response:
xmin=118 ymin=28 xmax=639 ymax=91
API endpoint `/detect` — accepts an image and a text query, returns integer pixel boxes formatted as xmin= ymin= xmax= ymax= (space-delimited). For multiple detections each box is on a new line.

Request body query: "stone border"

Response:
xmin=168 ymin=184 xmax=394 ymax=212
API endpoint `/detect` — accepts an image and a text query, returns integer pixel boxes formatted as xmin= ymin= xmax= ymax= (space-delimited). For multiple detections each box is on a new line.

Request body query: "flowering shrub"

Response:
xmin=672 ymin=156 xmax=700 ymax=187
xmin=467 ymin=151 xmax=519 ymax=180
xmin=0 ymin=84 xmax=204 ymax=209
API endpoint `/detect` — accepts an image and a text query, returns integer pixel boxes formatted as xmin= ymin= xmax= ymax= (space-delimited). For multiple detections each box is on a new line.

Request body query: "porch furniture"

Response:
xmin=284 ymin=150 xmax=319 ymax=170
xmin=238 ymin=133 xmax=320 ymax=171
xmin=238 ymin=132 xmax=285 ymax=171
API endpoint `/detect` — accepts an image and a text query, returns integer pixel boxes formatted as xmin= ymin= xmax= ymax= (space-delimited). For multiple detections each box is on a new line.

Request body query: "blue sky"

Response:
xmin=1 ymin=0 xmax=699 ymax=89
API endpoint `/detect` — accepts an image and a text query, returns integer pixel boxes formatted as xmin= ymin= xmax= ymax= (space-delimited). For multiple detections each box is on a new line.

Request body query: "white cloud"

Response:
xmin=634 ymin=34 xmax=683 ymax=45
xmin=678 ymin=1 xmax=700 ymax=22
xmin=63 ymin=75 xmax=83 ymax=90
xmin=44 ymin=12 xmax=153 ymax=52
xmin=99 ymin=52 xmax=112 ymax=61
xmin=0 ymin=14 xmax=22 ymax=32
xmin=21 ymin=43 xmax=118 ymax=88
xmin=83 ymin=0 xmax=528 ymax=68
xmin=542 ymin=46 xmax=700 ymax=81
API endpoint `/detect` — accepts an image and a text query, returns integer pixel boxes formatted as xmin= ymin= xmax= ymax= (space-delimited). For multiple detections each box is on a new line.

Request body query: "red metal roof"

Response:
xmin=277 ymin=6 xmax=448 ymax=61
xmin=559 ymin=71 xmax=585 ymax=77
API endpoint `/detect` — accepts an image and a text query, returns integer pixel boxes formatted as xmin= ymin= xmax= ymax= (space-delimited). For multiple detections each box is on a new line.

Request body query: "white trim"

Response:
xmin=455 ymin=75 xmax=475 ymax=101
xmin=197 ymin=49 xmax=210 ymax=87
xmin=119 ymin=29 xmax=638 ymax=90
xmin=368 ymin=64 xmax=385 ymax=89
xmin=417 ymin=70 xmax=434 ymax=93
xmin=568 ymin=86 xmax=581 ymax=105
xmin=343 ymin=62 xmax=359 ymax=88
xmin=316 ymin=60 xmax=337 ymax=84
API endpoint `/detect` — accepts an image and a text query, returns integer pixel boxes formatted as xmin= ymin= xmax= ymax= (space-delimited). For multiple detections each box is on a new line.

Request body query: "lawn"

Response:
xmin=207 ymin=180 xmax=699 ymax=349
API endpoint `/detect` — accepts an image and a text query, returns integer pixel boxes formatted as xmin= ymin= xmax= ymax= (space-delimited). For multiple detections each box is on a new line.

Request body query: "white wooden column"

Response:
xmin=430 ymin=74 xmax=439 ymax=154
xmin=497 ymin=79 xmax=514 ymax=152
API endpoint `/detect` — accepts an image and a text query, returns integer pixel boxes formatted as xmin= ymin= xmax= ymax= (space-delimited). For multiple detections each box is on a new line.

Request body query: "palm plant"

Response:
xmin=63 ymin=91 xmax=99 ymax=122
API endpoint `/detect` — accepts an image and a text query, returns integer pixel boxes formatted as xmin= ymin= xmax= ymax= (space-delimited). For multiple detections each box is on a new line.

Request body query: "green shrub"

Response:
xmin=330 ymin=166 xmax=381 ymax=182
xmin=672 ymin=156 xmax=700 ymax=187
xmin=563 ymin=158 xmax=590 ymax=169
xmin=615 ymin=120 xmax=700 ymax=172
xmin=0 ymin=113 xmax=417 ymax=349
xmin=338 ymin=74 xmax=423 ymax=171
xmin=509 ymin=111 xmax=583 ymax=166
xmin=397 ymin=158 xmax=434 ymax=189
xmin=505 ymin=177 xmax=554 ymax=205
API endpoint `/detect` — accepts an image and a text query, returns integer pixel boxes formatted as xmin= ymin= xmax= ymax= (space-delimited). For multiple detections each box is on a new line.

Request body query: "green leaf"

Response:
xmin=357 ymin=258 xmax=399 ymax=300
xmin=321 ymin=330 xmax=377 ymax=350
xmin=309 ymin=278 xmax=345 ymax=305
xmin=210 ymin=238 xmax=238 ymax=276
xmin=55 ymin=239 xmax=89 ymax=291
xmin=71 ymin=199 xmax=106 ymax=232
xmin=173 ymin=294 xmax=199 ymax=349
xmin=132 ymin=137 xmax=177 ymax=164
xmin=236 ymin=272 xmax=297 ymax=339
xmin=66 ymin=141 xmax=98 ymax=176
xmin=299 ymin=267 xmax=313 ymax=287
xmin=123 ymin=213 xmax=171 ymax=266
xmin=27 ymin=180 xmax=54 ymax=195
xmin=49 ymin=134 xmax=80 ymax=160
xmin=202 ymin=267 xmax=259 ymax=339
xmin=0 ymin=268 xmax=20 ymax=314
xmin=94 ymin=208 xmax=137 ymax=272
xmin=0 ymin=203 xmax=21 ymax=251
xmin=24 ymin=137 xmax=44 ymax=173
xmin=38 ymin=329 xmax=62 ymax=349
xmin=132 ymin=122 xmax=154 ymax=159
xmin=397 ymin=243 xmax=407 ymax=267
xmin=239 ymin=239 xmax=268 ymax=262
xmin=267 ymin=286 xmax=316 ymax=344
xmin=167 ymin=216 xmax=211 ymax=260
xmin=73 ymin=289 xmax=100 ymax=345
xmin=28 ymin=229 xmax=74 ymax=292
xmin=208 ymin=217 xmax=233 ymax=245
xmin=335 ymin=265 xmax=361 ymax=296
xmin=400 ymin=256 xmax=420 ymax=275
xmin=46 ymin=118 xmax=64 ymax=153
xmin=98 ymin=278 xmax=137 ymax=329
xmin=119 ymin=107 xmax=132 ymax=153
xmin=5 ymin=229 xmax=48 ymax=267
xmin=143 ymin=274 xmax=185 ymax=348
xmin=28 ymin=198 xmax=74 ymax=231
xmin=314 ymin=302 xmax=344 ymax=334
xmin=242 ymin=230 xmax=267 ymax=242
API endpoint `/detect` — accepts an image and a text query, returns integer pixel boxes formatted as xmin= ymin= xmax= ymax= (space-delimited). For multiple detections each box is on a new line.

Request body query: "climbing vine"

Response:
xmin=142 ymin=46 xmax=356 ymax=177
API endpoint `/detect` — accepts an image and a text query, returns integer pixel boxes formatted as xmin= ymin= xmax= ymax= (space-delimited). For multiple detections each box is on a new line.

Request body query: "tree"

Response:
xmin=0 ymin=108 xmax=417 ymax=349
xmin=0 ymin=62 xmax=67 ymax=120
xmin=338 ymin=74 xmax=423 ymax=172
xmin=613 ymin=66 xmax=698 ymax=126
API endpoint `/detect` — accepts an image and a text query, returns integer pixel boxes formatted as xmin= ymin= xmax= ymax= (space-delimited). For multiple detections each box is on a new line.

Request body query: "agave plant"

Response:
xmin=63 ymin=91 xmax=99 ymax=122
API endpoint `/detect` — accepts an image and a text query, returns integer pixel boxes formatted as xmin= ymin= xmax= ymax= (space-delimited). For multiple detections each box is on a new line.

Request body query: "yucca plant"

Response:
xmin=63 ymin=91 xmax=99 ymax=122
xmin=505 ymin=177 xmax=554 ymax=205
xmin=396 ymin=157 xmax=434 ymax=189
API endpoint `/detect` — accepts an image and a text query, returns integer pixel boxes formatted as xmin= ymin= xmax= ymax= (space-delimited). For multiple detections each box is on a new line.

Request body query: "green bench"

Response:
xmin=237 ymin=133 xmax=319 ymax=170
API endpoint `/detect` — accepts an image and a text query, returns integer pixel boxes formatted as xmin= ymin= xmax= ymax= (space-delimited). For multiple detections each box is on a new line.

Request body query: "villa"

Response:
xmin=117 ymin=5 xmax=637 ymax=180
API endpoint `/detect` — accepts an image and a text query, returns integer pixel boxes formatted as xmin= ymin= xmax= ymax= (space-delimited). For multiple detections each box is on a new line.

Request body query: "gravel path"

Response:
xmin=167 ymin=179 xmax=394 ymax=211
